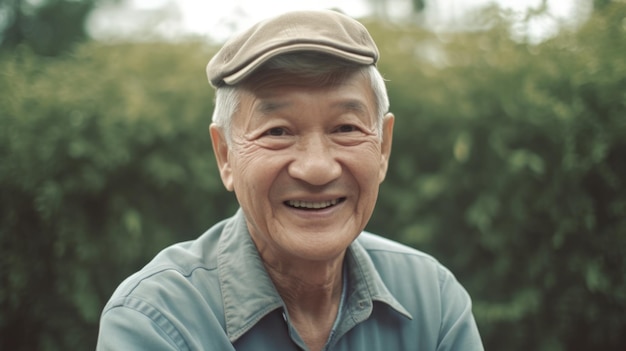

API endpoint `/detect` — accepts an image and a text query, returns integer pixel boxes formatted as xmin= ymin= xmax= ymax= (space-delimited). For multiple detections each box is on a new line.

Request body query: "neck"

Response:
xmin=263 ymin=254 xmax=345 ymax=351
xmin=267 ymin=255 xmax=343 ymax=305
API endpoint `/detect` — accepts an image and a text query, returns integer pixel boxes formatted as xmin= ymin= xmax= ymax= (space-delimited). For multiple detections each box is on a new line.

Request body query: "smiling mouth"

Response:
xmin=285 ymin=198 xmax=345 ymax=210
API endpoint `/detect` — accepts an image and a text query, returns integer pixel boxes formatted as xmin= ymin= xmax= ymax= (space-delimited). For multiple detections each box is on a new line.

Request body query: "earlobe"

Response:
xmin=209 ymin=124 xmax=234 ymax=191
xmin=379 ymin=113 xmax=395 ymax=183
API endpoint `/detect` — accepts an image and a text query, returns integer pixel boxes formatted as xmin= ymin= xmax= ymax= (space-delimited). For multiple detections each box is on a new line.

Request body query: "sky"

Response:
xmin=87 ymin=0 xmax=591 ymax=44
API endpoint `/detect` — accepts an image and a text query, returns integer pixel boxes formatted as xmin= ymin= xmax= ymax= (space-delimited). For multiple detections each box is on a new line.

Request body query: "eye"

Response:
xmin=264 ymin=127 xmax=287 ymax=136
xmin=335 ymin=124 xmax=359 ymax=133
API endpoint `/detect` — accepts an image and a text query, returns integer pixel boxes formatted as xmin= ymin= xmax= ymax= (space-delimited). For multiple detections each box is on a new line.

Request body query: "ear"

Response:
xmin=378 ymin=113 xmax=395 ymax=183
xmin=210 ymin=124 xmax=234 ymax=191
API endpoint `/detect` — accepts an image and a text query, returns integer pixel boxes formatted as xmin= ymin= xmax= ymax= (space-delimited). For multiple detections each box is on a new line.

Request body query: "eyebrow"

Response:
xmin=335 ymin=99 xmax=369 ymax=114
xmin=254 ymin=99 xmax=370 ymax=116
xmin=255 ymin=100 xmax=291 ymax=115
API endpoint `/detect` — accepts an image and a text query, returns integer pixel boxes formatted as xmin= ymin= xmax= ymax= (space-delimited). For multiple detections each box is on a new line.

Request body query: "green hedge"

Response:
xmin=0 ymin=42 xmax=238 ymax=350
xmin=1 ymin=4 xmax=625 ymax=350
xmin=367 ymin=4 xmax=626 ymax=350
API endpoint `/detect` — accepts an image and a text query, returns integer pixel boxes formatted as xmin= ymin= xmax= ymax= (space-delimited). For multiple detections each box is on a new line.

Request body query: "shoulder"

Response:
xmin=354 ymin=231 xmax=477 ymax=324
xmin=357 ymin=232 xmax=443 ymax=269
xmin=102 ymin=219 xmax=229 ymax=317
xmin=355 ymin=231 xmax=460 ymax=296
xmin=98 ymin=221 xmax=232 ymax=350
xmin=352 ymin=233 xmax=483 ymax=350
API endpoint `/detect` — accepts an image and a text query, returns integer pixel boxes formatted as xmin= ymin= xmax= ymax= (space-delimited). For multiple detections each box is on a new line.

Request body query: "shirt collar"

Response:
xmin=217 ymin=209 xmax=284 ymax=342
xmin=346 ymin=237 xmax=413 ymax=320
xmin=217 ymin=209 xmax=412 ymax=343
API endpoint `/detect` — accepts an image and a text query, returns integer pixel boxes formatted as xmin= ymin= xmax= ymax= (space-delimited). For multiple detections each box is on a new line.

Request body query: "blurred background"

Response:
xmin=1 ymin=0 xmax=625 ymax=350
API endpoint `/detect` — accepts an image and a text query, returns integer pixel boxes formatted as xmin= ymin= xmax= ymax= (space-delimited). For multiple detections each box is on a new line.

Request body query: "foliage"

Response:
xmin=1 ymin=3 xmax=625 ymax=350
xmin=0 ymin=41 xmax=237 ymax=350
xmin=365 ymin=3 xmax=626 ymax=350
xmin=0 ymin=0 xmax=105 ymax=56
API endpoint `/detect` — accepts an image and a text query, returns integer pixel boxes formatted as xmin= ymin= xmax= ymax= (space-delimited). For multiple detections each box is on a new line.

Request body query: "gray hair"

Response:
xmin=211 ymin=53 xmax=389 ymax=142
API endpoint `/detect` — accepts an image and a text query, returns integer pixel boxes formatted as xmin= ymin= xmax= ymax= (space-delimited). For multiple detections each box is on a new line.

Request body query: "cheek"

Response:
xmin=339 ymin=143 xmax=384 ymax=210
xmin=230 ymin=145 xmax=284 ymax=195
xmin=343 ymin=142 xmax=384 ymax=178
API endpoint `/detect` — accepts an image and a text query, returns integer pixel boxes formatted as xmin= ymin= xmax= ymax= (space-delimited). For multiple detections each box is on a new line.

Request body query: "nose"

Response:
xmin=288 ymin=134 xmax=341 ymax=186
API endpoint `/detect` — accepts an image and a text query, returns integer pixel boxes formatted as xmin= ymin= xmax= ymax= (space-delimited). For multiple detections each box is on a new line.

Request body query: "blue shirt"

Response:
xmin=97 ymin=209 xmax=483 ymax=350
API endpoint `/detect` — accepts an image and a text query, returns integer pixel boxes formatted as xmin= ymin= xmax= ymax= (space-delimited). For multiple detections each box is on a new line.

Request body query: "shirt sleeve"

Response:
xmin=436 ymin=267 xmax=484 ymax=351
xmin=96 ymin=303 xmax=187 ymax=351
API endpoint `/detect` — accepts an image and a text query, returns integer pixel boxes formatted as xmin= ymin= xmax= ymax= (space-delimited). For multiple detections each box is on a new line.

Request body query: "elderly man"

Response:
xmin=97 ymin=10 xmax=483 ymax=351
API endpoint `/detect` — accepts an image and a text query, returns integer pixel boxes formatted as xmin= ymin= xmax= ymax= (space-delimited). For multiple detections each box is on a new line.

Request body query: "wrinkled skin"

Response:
xmin=210 ymin=70 xmax=394 ymax=272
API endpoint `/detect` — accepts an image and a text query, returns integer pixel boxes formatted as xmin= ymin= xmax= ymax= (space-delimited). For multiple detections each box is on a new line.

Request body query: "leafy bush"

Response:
xmin=0 ymin=42 xmax=239 ymax=350
xmin=1 ymin=3 xmax=624 ymax=350
xmin=367 ymin=3 xmax=626 ymax=350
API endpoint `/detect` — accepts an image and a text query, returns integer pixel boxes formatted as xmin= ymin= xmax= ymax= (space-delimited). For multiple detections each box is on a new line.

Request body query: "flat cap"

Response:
xmin=206 ymin=10 xmax=379 ymax=87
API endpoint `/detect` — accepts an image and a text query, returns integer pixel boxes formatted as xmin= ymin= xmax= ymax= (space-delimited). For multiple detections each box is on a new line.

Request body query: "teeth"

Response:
xmin=288 ymin=199 xmax=338 ymax=209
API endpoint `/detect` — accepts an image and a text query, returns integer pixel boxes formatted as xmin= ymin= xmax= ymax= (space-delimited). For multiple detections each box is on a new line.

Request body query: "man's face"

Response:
xmin=210 ymin=70 xmax=394 ymax=264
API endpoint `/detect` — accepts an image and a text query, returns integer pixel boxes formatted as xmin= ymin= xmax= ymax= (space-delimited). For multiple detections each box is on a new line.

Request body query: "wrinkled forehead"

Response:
xmin=232 ymin=71 xmax=378 ymax=125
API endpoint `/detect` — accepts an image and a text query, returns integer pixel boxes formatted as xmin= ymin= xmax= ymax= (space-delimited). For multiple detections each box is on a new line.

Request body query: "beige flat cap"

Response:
xmin=206 ymin=10 xmax=379 ymax=87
